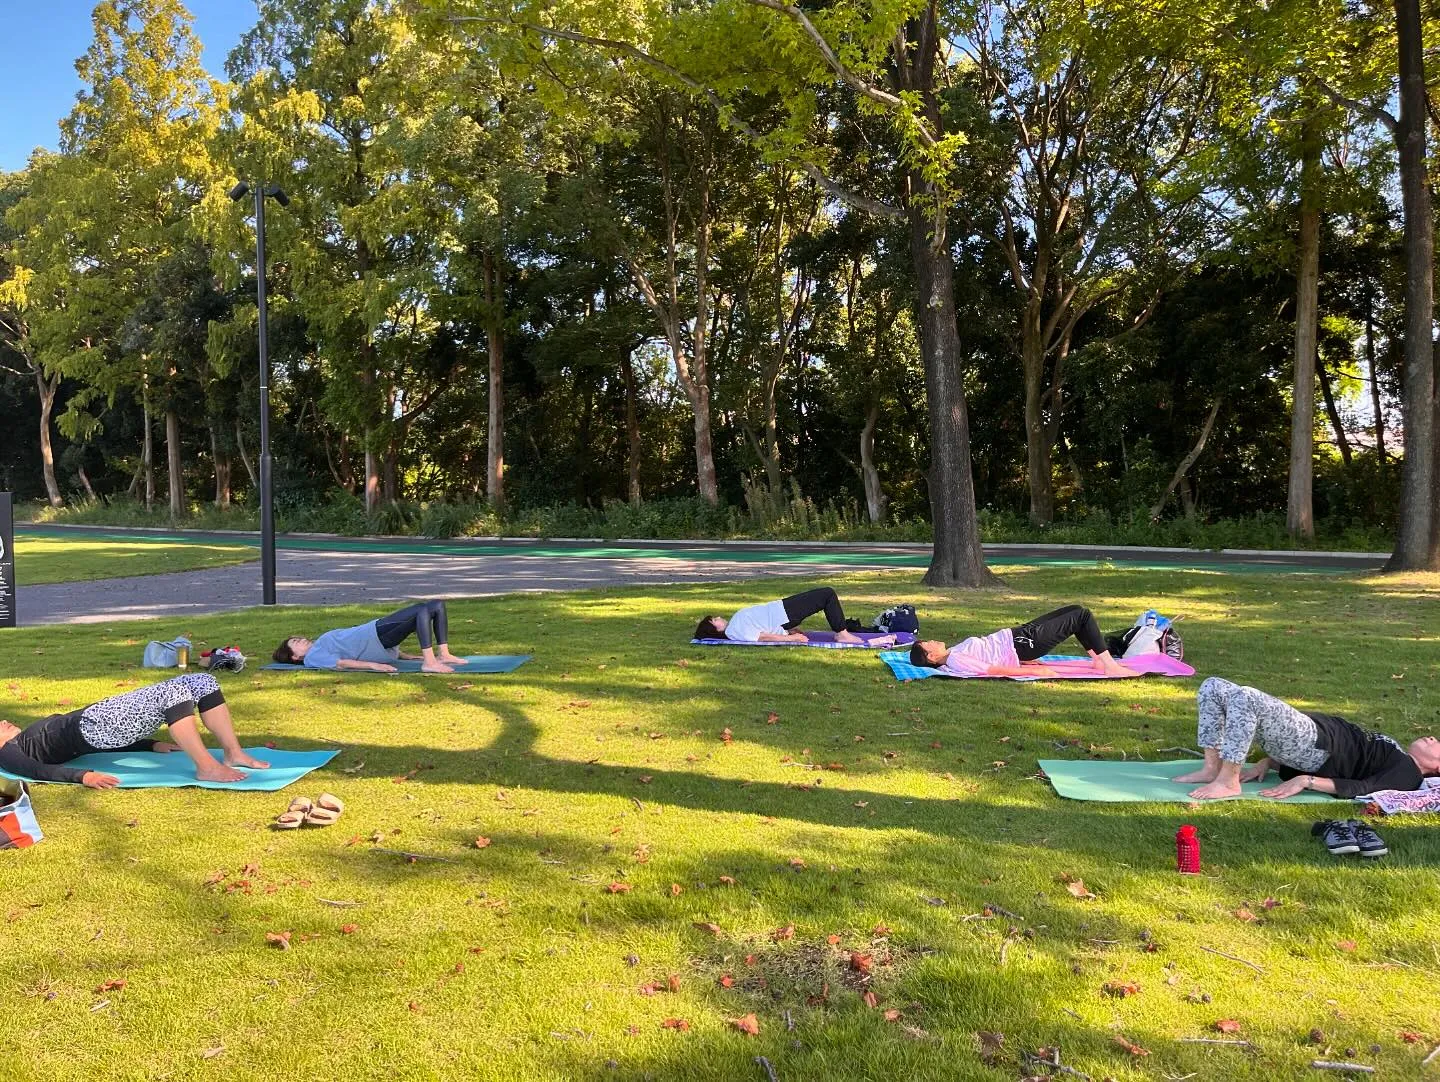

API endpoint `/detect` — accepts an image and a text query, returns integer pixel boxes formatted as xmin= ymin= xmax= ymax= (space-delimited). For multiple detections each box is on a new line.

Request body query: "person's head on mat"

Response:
xmin=694 ymin=616 xmax=728 ymax=639
xmin=273 ymin=636 xmax=314 ymax=664
xmin=910 ymin=640 xmax=949 ymax=667
xmin=0 ymin=720 xmax=21 ymax=748
xmin=1410 ymin=735 xmax=1440 ymax=774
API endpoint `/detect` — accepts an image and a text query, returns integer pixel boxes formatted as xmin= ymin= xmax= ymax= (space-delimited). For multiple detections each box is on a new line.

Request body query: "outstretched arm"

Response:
xmin=335 ymin=659 xmax=398 ymax=672
xmin=0 ymin=743 xmax=91 ymax=785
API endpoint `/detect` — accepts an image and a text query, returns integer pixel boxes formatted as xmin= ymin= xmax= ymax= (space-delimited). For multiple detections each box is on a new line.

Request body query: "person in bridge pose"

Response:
xmin=693 ymin=587 xmax=895 ymax=645
xmin=273 ymin=600 xmax=465 ymax=673
xmin=907 ymin=604 xmax=1134 ymax=678
xmin=1174 ymin=676 xmax=1440 ymax=800
xmin=0 ymin=673 xmax=268 ymax=787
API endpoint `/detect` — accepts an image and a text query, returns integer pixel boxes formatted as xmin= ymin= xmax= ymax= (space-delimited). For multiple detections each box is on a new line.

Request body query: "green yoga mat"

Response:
xmin=0 ymin=748 xmax=338 ymax=791
xmin=1038 ymin=758 xmax=1338 ymax=803
xmin=263 ymin=654 xmax=531 ymax=674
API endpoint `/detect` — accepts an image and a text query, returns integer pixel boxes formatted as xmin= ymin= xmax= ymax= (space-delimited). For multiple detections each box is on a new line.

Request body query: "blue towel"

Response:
xmin=263 ymin=654 xmax=531 ymax=674
xmin=0 ymin=748 xmax=338 ymax=791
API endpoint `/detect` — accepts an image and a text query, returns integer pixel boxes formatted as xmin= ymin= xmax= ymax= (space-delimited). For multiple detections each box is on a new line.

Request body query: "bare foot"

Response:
xmin=1188 ymin=779 xmax=1241 ymax=800
xmin=438 ymin=652 xmax=465 ymax=664
xmin=834 ymin=630 xmax=863 ymax=644
xmin=1099 ymin=662 xmax=1134 ymax=678
xmin=196 ymin=763 xmax=248 ymax=783
xmin=152 ymin=741 xmax=180 ymax=754
xmin=225 ymin=752 xmax=271 ymax=770
xmin=422 ymin=661 xmax=455 ymax=674
xmin=1172 ymin=768 xmax=1216 ymax=784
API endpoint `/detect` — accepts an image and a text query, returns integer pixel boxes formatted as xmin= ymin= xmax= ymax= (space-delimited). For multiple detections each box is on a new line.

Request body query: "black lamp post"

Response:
xmin=229 ymin=180 xmax=289 ymax=606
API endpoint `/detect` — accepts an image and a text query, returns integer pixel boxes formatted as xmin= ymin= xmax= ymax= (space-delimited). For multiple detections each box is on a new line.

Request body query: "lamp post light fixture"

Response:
xmin=228 ymin=180 xmax=290 ymax=606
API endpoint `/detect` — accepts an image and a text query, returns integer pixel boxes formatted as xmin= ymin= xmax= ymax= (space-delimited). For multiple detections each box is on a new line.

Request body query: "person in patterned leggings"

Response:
xmin=0 ymin=673 xmax=267 ymax=788
xmin=1175 ymin=676 xmax=1440 ymax=800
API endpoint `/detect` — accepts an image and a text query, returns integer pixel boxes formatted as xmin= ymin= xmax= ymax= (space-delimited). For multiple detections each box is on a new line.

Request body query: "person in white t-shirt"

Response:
xmin=909 ymin=604 xmax=1132 ymax=677
xmin=694 ymin=587 xmax=894 ymax=646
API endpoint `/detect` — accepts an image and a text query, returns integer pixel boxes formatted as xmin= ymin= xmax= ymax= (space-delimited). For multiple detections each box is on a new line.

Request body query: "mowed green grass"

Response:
xmin=1 ymin=566 xmax=1437 ymax=1082
xmin=12 ymin=537 xmax=258 ymax=585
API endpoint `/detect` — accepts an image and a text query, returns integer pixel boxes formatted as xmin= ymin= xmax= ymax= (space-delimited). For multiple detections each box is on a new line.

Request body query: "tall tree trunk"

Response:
xmin=483 ymin=249 xmax=505 ymax=510
xmin=859 ymin=401 xmax=886 ymax=524
xmin=1020 ymin=300 xmax=1054 ymax=525
xmin=364 ymin=441 xmax=380 ymax=513
xmin=77 ymin=466 xmax=97 ymax=500
xmin=1316 ymin=355 xmax=1352 ymax=465
xmin=1151 ymin=398 xmax=1223 ymax=520
xmin=382 ymin=447 xmax=399 ymax=503
xmin=895 ymin=5 xmax=997 ymax=586
xmin=1389 ymin=0 xmax=1437 ymax=569
xmin=142 ymin=381 xmax=155 ymax=511
xmin=210 ymin=427 xmax=232 ymax=508
xmin=621 ymin=346 xmax=642 ymax=506
xmin=1365 ymin=282 xmax=1387 ymax=465
xmin=690 ymin=180 xmax=719 ymax=506
xmin=165 ymin=408 xmax=183 ymax=520
xmin=1287 ymin=120 xmax=1322 ymax=539
xmin=236 ymin=417 xmax=258 ymax=491
xmin=34 ymin=365 xmax=63 ymax=507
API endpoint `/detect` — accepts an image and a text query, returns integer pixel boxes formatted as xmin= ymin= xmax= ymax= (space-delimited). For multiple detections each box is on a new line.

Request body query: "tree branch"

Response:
xmin=446 ymin=15 xmax=903 ymax=220
xmin=743 ymin=0 xmax=937 ymax=147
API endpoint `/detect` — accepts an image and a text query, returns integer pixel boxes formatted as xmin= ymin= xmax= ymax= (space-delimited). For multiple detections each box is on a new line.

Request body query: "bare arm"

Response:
xmin=335 ymin=659 xmax=398 ymax=672
xmin=757 ymin=632 xmax=808 ymax=643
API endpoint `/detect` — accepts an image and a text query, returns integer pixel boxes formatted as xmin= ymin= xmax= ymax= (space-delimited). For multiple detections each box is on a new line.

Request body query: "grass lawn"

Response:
xmin=1 ymin=565 xmax=1437 ymax=1081
xmin=12 ymin=537 xmax=258 ymax=585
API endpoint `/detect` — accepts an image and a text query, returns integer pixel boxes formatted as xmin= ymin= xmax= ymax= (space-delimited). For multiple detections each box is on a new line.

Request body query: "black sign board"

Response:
xmin=0 ymin=492 xmax=13 ymax=628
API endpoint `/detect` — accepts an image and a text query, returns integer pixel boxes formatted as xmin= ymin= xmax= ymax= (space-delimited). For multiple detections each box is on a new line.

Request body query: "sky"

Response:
xmin=0 ymin=0 xmax=261 ymax=173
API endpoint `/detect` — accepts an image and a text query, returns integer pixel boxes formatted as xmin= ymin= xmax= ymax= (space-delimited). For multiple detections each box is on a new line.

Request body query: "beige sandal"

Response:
xmin=275 ymin=796 xmax=312 ymax=830
xmin=304 ymin=793 xmax=344 ymax=827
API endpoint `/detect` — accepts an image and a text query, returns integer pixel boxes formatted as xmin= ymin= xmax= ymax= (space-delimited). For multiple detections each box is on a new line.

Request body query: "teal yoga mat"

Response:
xmin=1038 ymin=758 xmax=1337 ymax=803
xmin=263 ymin=654 xmax=531 ymax=674
xmin=0 ymin=748 xmax=338 ymax=791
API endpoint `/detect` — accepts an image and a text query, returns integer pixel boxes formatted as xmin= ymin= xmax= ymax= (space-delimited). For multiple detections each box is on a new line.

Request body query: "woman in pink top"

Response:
xmin=909 ymin=604 xmax=1133 ymax=677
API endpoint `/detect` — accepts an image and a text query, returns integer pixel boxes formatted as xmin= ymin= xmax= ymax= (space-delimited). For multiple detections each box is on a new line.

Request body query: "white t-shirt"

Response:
xmin=725 ymin=600 xmax=791 ymax=643
xmin=942 ymin=628 xmax=1018 ymax=676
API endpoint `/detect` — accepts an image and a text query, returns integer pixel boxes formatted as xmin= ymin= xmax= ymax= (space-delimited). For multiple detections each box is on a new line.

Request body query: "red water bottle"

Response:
xmin=1176 ymin=824 xmax=1200 ymax=874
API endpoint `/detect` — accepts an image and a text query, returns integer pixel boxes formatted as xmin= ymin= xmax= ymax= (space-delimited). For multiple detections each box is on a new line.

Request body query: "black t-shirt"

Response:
xmin=1274 ymin=712 xmax=1424 ymax=799
xmin=0 ymin=710 xmax=153 ymax=784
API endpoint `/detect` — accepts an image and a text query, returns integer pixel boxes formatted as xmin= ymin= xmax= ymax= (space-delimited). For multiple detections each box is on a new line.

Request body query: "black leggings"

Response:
xmin=376 ymin=601 xmax=450 ymax=651
xmin=1009 ymin=605 xmax=1106 ymax=660
xmin=781 ymin=587 xmax=848 ymax=632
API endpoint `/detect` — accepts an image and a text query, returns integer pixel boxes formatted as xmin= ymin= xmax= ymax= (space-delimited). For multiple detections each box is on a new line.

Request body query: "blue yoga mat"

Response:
xmin=262 ymin=654 xmax=531 ymax=674
xmin=0 ymin=748 xmax=339 ymax=791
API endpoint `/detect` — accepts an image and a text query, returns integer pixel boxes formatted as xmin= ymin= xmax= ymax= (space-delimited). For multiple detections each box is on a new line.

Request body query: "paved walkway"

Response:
xmin=13 ymin=524 xmax=1389 ymax=627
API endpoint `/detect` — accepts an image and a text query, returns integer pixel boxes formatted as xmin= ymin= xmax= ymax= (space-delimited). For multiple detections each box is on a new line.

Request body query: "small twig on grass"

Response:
xmin=1178 ymin=1038 xmax=1252 ymax=1048
xmin=783 ymin=1009 xmax=794 ymax=1032
xmin=631 ymin=798 xmax=644 ymax=812
xmin=998 ymin=939 xmax=1010 ymax=966
xmin=1310 ymin=1061 xmax=1374 ymax=1073
xmin=370 ymin=848 xmax=458 ymax=864
xmin=1200 ymin=945 xmax=1264 ymax=973
xmin=984 ymin=901 xmax=1024 ymax=921
xmin=1159 ymin=746 xmax=1203 ymax=757
xmin=1023 ymin=1048 xmax=1091 ymax=1082
xmin=317 ymin=898 xmax=363 ymax=908
xmin=755 ymin=1055 xmax=780 ymax=1082
xmin=1422 ymin=1043 xmax=1440 ymax=1068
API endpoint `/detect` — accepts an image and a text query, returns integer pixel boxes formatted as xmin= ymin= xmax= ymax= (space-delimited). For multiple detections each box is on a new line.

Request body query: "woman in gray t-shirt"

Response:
xmin=273 ymin=600 xmax=466 ymax=673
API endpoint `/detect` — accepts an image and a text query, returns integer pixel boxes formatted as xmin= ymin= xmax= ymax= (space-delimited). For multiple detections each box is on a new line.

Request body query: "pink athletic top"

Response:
xmin=941 ymin=628 xmax=1019 ymax=676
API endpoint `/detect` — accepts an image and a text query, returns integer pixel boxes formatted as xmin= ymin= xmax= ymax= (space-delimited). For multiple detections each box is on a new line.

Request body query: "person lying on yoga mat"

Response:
xmin=1175 ymin=676 xmax=1440 ymax=800
xmin=274 ymin=600 xmax=465 ymax=674
xmin=908 ymin=604 xmax=1133 ymax=678
xmin=0 ymin=673 xmax=268 ymax=788
xmin=694 ymin=587 xmax=895 ymax=645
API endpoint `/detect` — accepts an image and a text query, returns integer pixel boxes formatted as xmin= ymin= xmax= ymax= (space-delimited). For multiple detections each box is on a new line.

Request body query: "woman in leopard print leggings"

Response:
xmin=0 ymin=673 xmax=268 ymax=788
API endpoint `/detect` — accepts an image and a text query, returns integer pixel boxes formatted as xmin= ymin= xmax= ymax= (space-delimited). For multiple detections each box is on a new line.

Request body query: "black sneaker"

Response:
xmin=1312 ymin=819 xmax=1360 ymax=855
xmin=1347 ymin=819 xmax=1388 ymax=858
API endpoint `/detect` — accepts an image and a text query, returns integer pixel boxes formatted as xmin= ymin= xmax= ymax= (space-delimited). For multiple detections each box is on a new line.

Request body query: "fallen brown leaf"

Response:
xmin=693 ymin=921 xmax=722 ymax=936
xmin=340 ymin=924 xmax=358 ymax=934
xmin=667 ymin=974 xmax=681 ymax=993
xmin=827 ymin=934 xmax=842 ymax=945
xmin=264 ymin=931 xmax=292 ymax=950
xmin=94 ymin=979 xmax=126 ymax=994
xmin=732 ymin=1013 xmax=760 ymax=1036
xmin=605 ymin=882 xmax=633 ymax=894
xmin=1113 ymin=1035 xmax=1150 ymax=1056
xmin=1337 ymin=939 xmax=1358 ymax=952
xmin=1103 ymin=980 xmax=1139 ymax=998
xmin=766 ymin=712 xmax=779 ymax=724
xmin=884 ymin=1008 xmax=902 ymax=1022
xmin=720 ymin=728 xmax=733 ymax=743
xmin=1213 ymin=1019 xmax=1242 ymax=1033
xmin=474 ymin=837 xmax=491 ymax=849
xmin=850 ymin=952 xmax=874 ymax=974
xmin=1233 ymin=907 xmax=1259 ymax=923
xmin=862 ymin=990 xmax=879 ymax=1008
xmin=872 ymin=922 xmax=891 ymax=936
xmin=670 ymin=883 xmax=683 ymax=896
xmin=718 ymin=875 xmax=736 ymax=886
xmin=661 ymin=1018 xmax=690 ymax=1031
xmin=719 ymin=974 xmax=735 ymax=988
xmin=771 ymin=923 xmax=796 ymax=941
xmin=1399 ymin=1030 xmax=1424 ymax=1043
xmin=1061 ymin=875 xmax=1096 ymax=900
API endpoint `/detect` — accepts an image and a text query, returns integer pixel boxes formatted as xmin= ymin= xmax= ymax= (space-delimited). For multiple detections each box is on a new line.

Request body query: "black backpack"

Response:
xmin=872 ymin=604 xmax=920 ymax=635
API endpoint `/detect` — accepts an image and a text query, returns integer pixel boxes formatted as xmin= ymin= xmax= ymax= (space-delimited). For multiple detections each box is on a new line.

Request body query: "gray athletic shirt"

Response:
xmin=304 ymin=620 xmax=399 ymax=668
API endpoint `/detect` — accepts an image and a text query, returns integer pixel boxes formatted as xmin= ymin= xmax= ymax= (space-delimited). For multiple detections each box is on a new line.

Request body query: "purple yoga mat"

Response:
xmin=691 ymin=630 xmax=916 ymax=648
